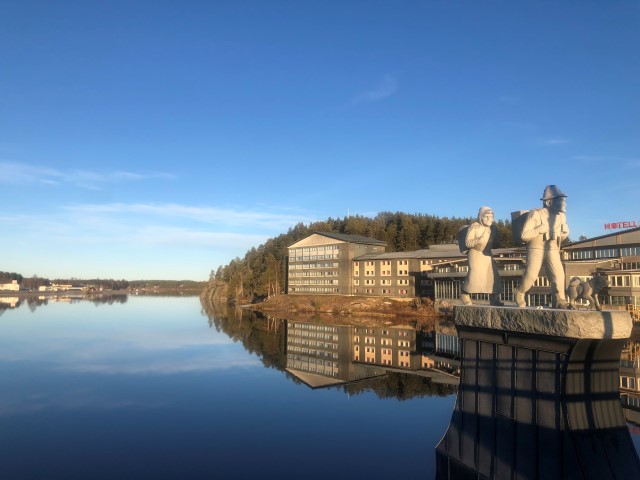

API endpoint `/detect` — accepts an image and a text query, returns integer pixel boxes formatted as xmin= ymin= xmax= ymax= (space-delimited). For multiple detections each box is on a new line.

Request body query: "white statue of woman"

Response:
xmin=460 ymin=206 xmax=503 ymax=306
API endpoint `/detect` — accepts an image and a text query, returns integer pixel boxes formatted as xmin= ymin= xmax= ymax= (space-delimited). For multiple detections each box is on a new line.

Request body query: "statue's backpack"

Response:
xmin=458 ymin=225 xmax=469 ymax=254
xmin=511 ymin=210 xmax=530 ymax=247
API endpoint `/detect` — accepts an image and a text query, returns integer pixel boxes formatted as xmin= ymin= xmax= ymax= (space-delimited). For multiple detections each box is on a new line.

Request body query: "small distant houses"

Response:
xmin=286 ymin=228 xmax=640 ymax=308
xmin=38 ymin=284 xmax=86 ymax=292
xmin=0 ymin=280 xmax=20 ymax=291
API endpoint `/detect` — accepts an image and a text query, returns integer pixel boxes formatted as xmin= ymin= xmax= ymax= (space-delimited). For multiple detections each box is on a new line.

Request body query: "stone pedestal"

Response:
xmin=435 ymin=306 xmax=640 ymax=480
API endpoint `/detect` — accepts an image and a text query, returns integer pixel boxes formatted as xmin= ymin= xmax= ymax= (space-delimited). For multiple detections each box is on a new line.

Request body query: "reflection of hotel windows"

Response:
xmin=397 ymin=279 xmax=409 ymax=285
xmin=365 ymin=337 xmax=375 ymax=344
xmin=365 ymin=279 xmax=375 ymax=285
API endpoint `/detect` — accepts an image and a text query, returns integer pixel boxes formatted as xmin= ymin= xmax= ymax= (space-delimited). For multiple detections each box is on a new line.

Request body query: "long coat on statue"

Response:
xmin=462 ymin=222 xmax=501 ymax=295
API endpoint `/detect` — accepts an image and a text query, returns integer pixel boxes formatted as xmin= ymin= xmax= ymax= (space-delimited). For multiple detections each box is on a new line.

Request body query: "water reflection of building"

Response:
xmin=620 ymin=340 xmax=640 ymax=427
xmin=0 ymin=297 xmax=20 ymax=308
xmin=286 ymin=322 xmax=388 ymax=387
xmin=285 ymin=318 xmax=461 ymax=388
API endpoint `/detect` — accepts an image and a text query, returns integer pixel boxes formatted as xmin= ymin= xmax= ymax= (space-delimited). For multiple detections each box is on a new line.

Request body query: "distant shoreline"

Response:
xmin=0 ymin=287 xmax=203 ymax=298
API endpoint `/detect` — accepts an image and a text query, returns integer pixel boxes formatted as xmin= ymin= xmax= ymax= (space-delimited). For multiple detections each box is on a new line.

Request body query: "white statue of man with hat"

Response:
xmin=515 ymin=185 xmax=571 ymax=308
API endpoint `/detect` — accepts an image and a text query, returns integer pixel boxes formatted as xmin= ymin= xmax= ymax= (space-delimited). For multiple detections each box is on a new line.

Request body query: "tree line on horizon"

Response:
xmin=212 ymin=211 xmax=514 ymax=302
xmin=0 ymin=273 xmax=207 ymax=291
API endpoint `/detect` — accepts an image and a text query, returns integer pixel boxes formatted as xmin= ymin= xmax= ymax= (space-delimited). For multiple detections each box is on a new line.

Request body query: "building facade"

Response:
xmin=287 ymin=232 xmax=386 ymax=295
xmin=563 ymin=227 xmax=640 ymax=307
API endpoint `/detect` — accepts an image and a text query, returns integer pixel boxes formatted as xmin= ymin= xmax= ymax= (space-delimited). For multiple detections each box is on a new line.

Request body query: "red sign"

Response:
xmin=604 ymin=221 xmax=639 ymax=230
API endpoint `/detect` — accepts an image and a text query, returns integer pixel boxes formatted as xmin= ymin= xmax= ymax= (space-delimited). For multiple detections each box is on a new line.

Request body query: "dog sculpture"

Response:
xmin=566 ymin=275 xmax=609 ymax=311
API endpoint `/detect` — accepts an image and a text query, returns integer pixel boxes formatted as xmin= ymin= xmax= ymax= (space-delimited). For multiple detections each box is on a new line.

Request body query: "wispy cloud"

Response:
xmin=536 ymin=137 xmax=571 ymax=146
xmin=0 ymin=202 xmax=313 ymax=250
xmin=351 ymin=75 xmax=398 ymax=104
xmin=64 ymin=203 xmax=308 ymax=230
xmin=0 ymin=162 xmax=174 ymax=189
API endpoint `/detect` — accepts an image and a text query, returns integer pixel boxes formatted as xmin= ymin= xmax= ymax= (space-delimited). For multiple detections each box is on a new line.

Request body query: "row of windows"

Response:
xmin=288 ymin=330 xmax=339 ymax=339
xmin=571 ymin=250 xmax=594 ymax=260
xmin=622 ymin=246 xmax=640 ymax=256
xmin=501 ymin=264 xmax=523 ymax=271
xmin=354 ymin=288 xmax=409 ymax=295
xmin=289 ymin=271 xmax=338 ymax=277
xmin=356 ymin=338 xmax=412 ymax=347
xmin=596 ymin=248 xmax=619 ymax=258
xmin=353 ymin=329 xmax=408 ymax=336
xmin=287 ymin=354 xmax=339 ymax=366
xmin=621 ymin=395 xmax=640 ymax=408
xmin=434 ymin=279 xmax=522 ymax=302
xmin=289 ymin=324 xmax=339 ymax=333
xmin=533 ymin=276 xmax=550 ymax=287
xmin=290 ymin=246 xmax=340 ymax=255
xmin=288 ymin=332 xmax=338 ymax=342
xmin=289 ymin=287 xmax=340 ymax=293
xmin=570 ymin=246 xmax=640 ymax=260
xmin=355 ymin=269 xmax=409 ymax=276
xmin=609 ymin=275 xmax=640 ymax=287
xmin=355 ymin=279 xmax=409 ymax=286
xmin=361 ymin=347 xmax=411 ymax=356
xmin=290 ymin=254 xmax=339 ymax=261
xmin=289 ymin=262 xmax=339 ymax=269
xmin=287 ymin=338 xmax=339 ymax=349
xmin=621 ymin=376 xmax=638 ymax=390
xmin=287 ymin=346 xmax=339 ymax=357
xmin=289 ymin=279 xmax=339 ymax=285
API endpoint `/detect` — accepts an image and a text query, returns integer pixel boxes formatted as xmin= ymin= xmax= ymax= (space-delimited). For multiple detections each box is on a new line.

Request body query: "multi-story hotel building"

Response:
xmin=287 ymin=232 xmax=386 ymax=295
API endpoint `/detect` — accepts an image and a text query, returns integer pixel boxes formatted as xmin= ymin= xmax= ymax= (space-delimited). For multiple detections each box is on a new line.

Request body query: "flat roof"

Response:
xmin=310 ymin=231 xmax=387 ymax=246
xmin=565 ymin=226 xmax=640 ymax=248
xmin=355 ymin=246 xmax=523 ymax=261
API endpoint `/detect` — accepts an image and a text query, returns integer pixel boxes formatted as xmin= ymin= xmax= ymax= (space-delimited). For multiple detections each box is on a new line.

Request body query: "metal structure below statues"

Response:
xmin=436 ymin=305 xmax=640 ymax=479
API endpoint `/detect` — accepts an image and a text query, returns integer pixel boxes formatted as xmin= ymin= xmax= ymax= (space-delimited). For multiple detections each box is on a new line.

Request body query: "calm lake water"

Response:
xmin=0 ymin=295 xmax=638 ymax=479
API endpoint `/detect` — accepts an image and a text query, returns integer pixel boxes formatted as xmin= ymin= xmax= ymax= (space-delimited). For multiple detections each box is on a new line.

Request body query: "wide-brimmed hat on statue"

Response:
xmin=541 ymin=185 xmax=567 ymax=201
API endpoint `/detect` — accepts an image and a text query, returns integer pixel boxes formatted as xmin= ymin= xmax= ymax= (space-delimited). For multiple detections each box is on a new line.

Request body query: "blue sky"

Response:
xmin=1 ymin=1 xmax=638 ymax=280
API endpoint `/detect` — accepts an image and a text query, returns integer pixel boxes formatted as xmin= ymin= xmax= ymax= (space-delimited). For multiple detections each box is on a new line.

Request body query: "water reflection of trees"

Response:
xmin=200 ymin=296 xmax=457 ymax=400
xmin=201 ymin=298 xmax=287 ymax=372
xmin=343 ymin=372 xmax=455 ymax=399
